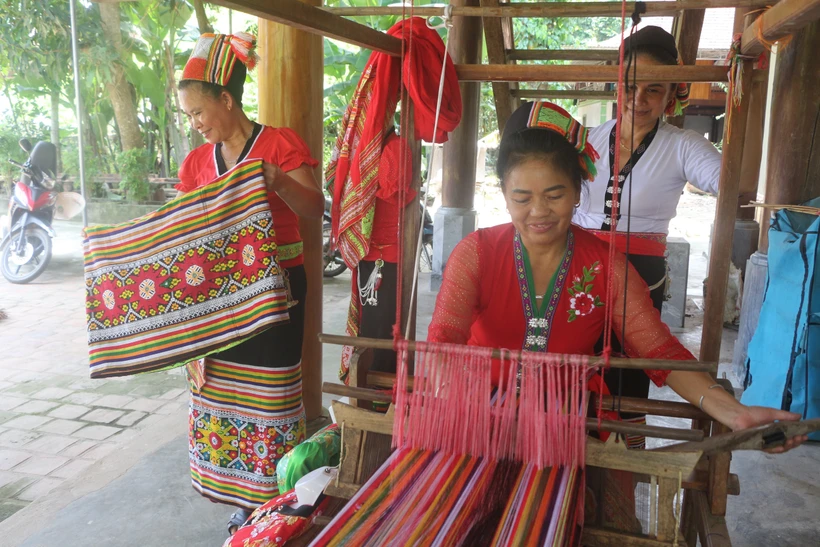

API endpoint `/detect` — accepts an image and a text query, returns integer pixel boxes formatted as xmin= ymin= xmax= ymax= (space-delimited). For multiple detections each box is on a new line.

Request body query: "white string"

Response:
xmin=404 ymin=3 xmax=453 ymax=339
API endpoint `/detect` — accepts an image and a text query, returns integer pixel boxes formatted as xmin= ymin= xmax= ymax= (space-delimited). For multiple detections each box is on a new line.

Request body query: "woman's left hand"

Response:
xmin=729 ymin=406 xmax=808 ymax=454
xmin=262 ymin=162 xmax=286 ymax=193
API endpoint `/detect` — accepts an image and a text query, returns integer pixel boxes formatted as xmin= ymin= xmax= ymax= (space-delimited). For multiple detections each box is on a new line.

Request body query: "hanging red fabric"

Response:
xmin=328 ymin=17 xmax=462 ymax=251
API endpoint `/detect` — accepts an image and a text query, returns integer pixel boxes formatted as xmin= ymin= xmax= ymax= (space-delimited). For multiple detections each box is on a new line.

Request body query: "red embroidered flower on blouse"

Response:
xmin=567 ymin=261 xmax=604 ymax=322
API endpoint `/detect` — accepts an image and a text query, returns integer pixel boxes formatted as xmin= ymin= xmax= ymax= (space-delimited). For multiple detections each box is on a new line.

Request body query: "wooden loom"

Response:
xmin=206 ymin=0 xmax=820 ymax=545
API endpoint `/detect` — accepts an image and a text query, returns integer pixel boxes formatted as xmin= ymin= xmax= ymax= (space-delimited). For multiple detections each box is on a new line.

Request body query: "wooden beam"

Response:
xmin=512 ymin=89 xmax=617 ymax=101
xmin=325 ymin=1 xmax=771 ymax=18
xmin=323 ymin=381 xmax=704 ymax=441
xmin=691 ymin=490 xmax=734 ymax=547
xmin=318 ymin=333 xmax=719 ymax=372
xmin=667 ymin=9 xmax=706 ymax=128
xmin=209 ymin=0 xmax=403 ymax=56
xmin=741 ymin=0 xmax=820 ymax=55
xmin=698 ymin=61 xmax=754 ymax=364
xmin=481 ymin=0 xmax=515 ymax=132
xmin=507 ymin=49 xmax=619 ymax=61
xmin=455 ymin=64 xmax=728 ymax=82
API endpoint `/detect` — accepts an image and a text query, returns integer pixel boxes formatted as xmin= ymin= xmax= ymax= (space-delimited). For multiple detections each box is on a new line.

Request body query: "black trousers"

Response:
xmin=213 ymin=265 xmax=307 ymax=368
xmin=597 ymin=254 xmax=666 ymax=418
xmin=358 ymin=260 xmax=398 ymax=373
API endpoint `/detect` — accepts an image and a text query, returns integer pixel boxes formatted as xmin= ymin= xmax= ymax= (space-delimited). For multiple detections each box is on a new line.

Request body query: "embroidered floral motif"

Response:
xmin=567 ymin=261 xmax=604 ymax=322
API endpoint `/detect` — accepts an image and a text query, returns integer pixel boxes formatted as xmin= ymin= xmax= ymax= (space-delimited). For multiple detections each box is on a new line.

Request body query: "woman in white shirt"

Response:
xmin=573 ymin=25 xmax=722 ymax=447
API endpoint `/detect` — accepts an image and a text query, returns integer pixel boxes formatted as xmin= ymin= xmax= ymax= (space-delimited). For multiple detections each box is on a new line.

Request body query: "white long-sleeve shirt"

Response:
xmin=573 ymin=119 xmax=722 ymax=235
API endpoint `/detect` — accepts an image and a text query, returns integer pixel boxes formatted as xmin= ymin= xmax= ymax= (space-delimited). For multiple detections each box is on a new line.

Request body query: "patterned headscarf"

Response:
xmin=181 ymin=33 xmax=259 ymax=86
xmin=503 ymin=101 xmax=600 ymax=181
xmin=622 ymin=26 xmax=690 ymax=117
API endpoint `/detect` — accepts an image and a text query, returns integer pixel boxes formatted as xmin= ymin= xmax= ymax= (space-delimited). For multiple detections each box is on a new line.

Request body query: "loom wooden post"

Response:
xmin=698 ymin=59 xmax=754 ymax=365
xmin=656 ymin=477 xmax=680 ymax=541
xmin=733 ymin=10 xmax=767 ymax=220
xmin=442 ymin=0 xmax=483 ymax=210
xmin=758 ymin=19 xmax=820 ymax=252
xmin=480 ymin=0 xmax=515 ymax=132
xmin=666 ymin=8 xmax=705 ymax=129
xmin=257 ymin=3 xmax=325 ymax=422
xmin=706 ymin=380 xmax=734 ymax=516
xmin=399 ymin=97 xmax=423 ymax=343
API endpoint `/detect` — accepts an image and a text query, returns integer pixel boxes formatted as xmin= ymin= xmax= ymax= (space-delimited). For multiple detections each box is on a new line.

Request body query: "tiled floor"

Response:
xmin=0 ymin=221 xmax=189 ymax=522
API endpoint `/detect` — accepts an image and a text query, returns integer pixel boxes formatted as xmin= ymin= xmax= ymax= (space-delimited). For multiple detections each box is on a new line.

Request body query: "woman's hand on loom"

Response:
xmin=729 ymin=406 xmax=808 ymax=454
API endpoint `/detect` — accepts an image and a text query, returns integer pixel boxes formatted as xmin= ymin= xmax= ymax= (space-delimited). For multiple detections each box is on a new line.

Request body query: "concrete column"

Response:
xmin=432 ymin=0 xmax=482 ymax=290
xmin=258 ymin=4 xmax=325 ymax=423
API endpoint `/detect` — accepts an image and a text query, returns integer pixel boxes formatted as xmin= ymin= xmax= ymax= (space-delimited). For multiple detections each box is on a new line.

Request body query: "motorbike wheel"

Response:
xmin=322 ymin=224 xmax=347 ymax=278
xmin=1 ymin=226 xmax=52 ymax=284
xmin=419 ymin=242 xmax=433 ymax=273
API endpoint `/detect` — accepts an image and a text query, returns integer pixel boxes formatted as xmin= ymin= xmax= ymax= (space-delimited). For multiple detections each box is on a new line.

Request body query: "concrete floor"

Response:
xmin=0 ymin=216 xmax=818 ymax=546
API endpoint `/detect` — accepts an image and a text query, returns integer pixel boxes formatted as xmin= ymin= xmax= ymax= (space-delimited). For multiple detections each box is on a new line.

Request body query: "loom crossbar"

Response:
xmin=318 ymin=333 xmax=719 ymax=373
xmin=322 ymin=381 xmax=705 ymax=442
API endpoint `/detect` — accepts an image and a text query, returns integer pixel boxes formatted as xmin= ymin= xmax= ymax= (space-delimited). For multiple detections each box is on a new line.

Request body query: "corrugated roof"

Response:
xmin=595 ymin=8 xmax=735 ymax=58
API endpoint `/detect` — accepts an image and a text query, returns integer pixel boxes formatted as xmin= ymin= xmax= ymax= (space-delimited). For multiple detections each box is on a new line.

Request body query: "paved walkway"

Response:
xmin=0 ymin=221 xmax=192 ymax=522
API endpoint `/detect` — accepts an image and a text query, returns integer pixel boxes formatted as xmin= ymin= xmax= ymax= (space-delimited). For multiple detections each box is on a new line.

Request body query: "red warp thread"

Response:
xmin=393 ymin=340 xmax=591 ymax=469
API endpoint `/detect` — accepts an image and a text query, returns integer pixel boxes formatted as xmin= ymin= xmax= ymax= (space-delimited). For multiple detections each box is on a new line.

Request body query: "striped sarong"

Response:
xmin=189 ymin=359 xmax=306 ymax=509
xmin=83 ymin=160 xmax=289 ymax=378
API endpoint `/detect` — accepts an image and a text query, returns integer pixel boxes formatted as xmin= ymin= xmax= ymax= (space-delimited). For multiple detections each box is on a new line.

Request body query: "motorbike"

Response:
xmin=0 ymin=140 xmax=59 ymax=284
xmin=322 ymin=194 xmax=434 ymax=277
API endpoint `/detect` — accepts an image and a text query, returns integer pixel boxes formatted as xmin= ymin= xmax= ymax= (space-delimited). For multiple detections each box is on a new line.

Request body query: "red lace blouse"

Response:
xmin=428 ymin=223 xmax=694 ymax=386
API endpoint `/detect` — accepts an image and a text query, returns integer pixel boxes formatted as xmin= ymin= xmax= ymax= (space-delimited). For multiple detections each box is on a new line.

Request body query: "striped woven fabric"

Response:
xmin=312 ymin=448 xmax=582 ymax=546
xmin=83 ymin=160 xmax=289 ymax=378
xmin=190 ymin=359 xmax=306 ymax=509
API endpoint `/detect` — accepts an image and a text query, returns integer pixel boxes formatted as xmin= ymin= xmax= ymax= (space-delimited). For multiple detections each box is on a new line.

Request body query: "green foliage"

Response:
xmin=0 ymin=110 xmax=49 ymax=187
xmin=62 ymin=150 xmax=107 ymax=198
xmin=116 ymin=148 xmax=152 ymax=202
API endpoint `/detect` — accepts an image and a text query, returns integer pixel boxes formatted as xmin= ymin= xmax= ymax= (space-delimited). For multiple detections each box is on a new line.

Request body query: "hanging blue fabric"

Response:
xmin=742 ymin=197 xmax=820 ymax=440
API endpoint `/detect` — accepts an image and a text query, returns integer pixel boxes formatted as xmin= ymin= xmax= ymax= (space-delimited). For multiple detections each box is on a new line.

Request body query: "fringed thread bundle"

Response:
xmin=392 ymin=340 xmax=591 ymax=470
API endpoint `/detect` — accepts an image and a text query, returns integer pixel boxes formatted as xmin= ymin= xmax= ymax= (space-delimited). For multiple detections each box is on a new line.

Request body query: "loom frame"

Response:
xmin=318 ymin=346 xmax=717 ymax=546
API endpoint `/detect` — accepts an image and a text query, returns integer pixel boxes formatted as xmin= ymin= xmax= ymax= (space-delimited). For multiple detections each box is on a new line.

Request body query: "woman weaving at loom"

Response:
xmin=175 ymin=33 xmax=324 ymax=534
xmin=573 ymin=25 xmax=725 ymax=448
xmin=427 ymin=101 xmax=806 ymax=531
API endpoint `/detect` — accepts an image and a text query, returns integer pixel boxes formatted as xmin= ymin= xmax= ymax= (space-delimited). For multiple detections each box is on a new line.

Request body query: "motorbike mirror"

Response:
xmin=29 ymin=142 xmax=57 ymax=179
xmin=19 ymin=139 xmax=32 ymax=154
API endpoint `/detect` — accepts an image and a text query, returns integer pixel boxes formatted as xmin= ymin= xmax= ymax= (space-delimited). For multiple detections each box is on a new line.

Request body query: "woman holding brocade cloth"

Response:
xmin=175 ymin=32 xmax=324 ymax=535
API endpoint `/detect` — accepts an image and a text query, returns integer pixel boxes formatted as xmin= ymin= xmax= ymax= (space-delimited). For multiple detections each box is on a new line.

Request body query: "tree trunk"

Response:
xmin=99 ymin=2 xmax=144 ymax=151
xmin=193 ymin=0 xmax=214 ymax=34
xmin=50 ymin=90 xmax=61 ymax=173
xmin=166 ymin=42 xmax=191 ymax=163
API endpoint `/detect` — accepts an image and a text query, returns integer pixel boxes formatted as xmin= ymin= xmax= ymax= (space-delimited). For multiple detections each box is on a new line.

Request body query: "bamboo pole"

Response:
xmin=210 ymin=0 xmax=403 ymax=56
xmin=507 ymin=49 xmax=619 ymax=62
xmin=455 ymin=64 xmax=728 ymax=82
xmin=318 ymin=333 xmax=719 ymax=373
xmin=325 ymin=1 xmax=770 ymax=18
xmin=512 ymin=89 xmax=617 ymax=101
xmin=740 ymin=0 xmax=820 ymax=55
